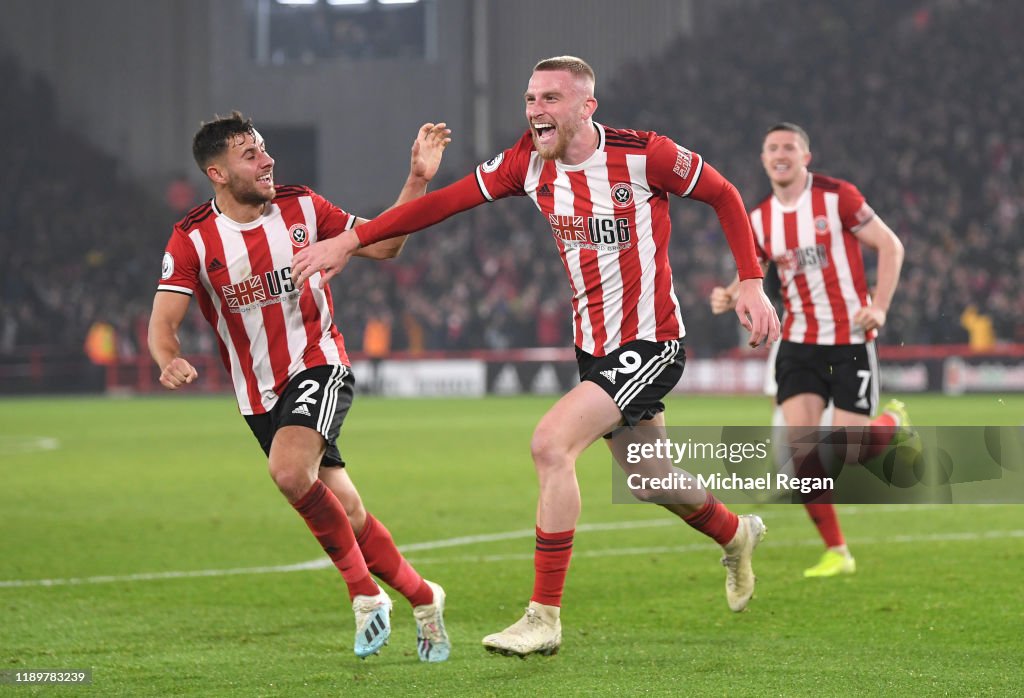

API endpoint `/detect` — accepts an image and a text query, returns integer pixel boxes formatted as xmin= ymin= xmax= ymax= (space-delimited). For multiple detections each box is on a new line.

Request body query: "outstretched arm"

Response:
xmin=292 ymin=173 xmax=487 ymax=288
xmin=851 ymin=216 xmax=904 ymax=332
xmin=148 ymin=291 xmax=198 ymax=389
xmin=690 ymin=164 xmax=780 ymax=347
xmin=355 ymin=122 xmax=451 ymax=260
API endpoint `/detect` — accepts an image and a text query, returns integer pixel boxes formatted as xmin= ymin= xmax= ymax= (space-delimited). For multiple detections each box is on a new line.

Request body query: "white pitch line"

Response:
xmin=0 ymin=435 xmax=60 ymax=455
xmin=0 ymin=559 xmax=331 ymax=588
xmin=405 ymin=529 xmax=1024 ymax=565
xmin=0 ymin=503 xmax=1008 ymax=589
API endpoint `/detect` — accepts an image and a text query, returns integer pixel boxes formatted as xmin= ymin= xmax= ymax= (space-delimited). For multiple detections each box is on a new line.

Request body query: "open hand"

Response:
xmin=410 ymin=122 xmax=451 ymax=183
xmin=292 ymin=230 xmax=360 ymax=289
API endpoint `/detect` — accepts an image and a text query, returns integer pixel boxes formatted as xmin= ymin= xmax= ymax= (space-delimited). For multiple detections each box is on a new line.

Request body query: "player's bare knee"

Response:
xmin=628 ymin=484 xmax=664 ymax=504
xmin=530 ymin=427 xmax=572 ymax=473
xmin=268 ymin=463 xmax=316 ymax=503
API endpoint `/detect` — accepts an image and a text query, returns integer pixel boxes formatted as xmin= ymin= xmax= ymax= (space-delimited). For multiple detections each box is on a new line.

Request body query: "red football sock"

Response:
xmin=860 ymin=412 xmax=898 ymax=460
xmin=356 ymin=513 xmax=433 ymax=607
xmin=683 ymin=491 xmax=739 ymax=546
xmin=531 ymin=527 xmax=574 ymax=607
xmin=292 ymin=480 xmax=378 ymax=600
xmin=804 ymin=502 xmax=845 ymax=548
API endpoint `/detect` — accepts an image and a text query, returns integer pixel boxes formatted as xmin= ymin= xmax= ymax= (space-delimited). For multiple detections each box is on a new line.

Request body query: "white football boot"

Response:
xmin=482 ymin=601 xmax=561 ymax=657
xmin=412 ymin=580 xmax=451 ymax=662
xmin=721 ymin=514 xmax=767 ymax=612
xmin=352 ymin=588 xmax=392 ymax=658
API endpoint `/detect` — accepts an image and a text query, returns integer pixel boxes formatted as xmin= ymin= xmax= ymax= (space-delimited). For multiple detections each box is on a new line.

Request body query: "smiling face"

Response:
xmin=761 ymin=128 xmax=811 ymax=188
xmin=218 ymin=129 xmax=275 ymax=206
xmin=524 ymin=68 xmax=596 ymax=161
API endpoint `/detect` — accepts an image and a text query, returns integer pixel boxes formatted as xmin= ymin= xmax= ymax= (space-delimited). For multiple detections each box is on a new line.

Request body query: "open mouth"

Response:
xmin=257 ymin=172 xmax=274 ymax=187
xmin=533 ymin=123 xmax=556 ymax=144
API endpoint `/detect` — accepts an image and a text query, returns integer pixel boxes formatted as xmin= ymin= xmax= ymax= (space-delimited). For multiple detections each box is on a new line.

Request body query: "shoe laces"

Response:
xmin=520 ymin=606 xmax=557 ymax=630
xmin=721 ymin=552 xmax=739 ymax=578
xmin=414 ymin=605 xmax=444 ymax=641
xmin=353 ymin=595 xmax=387 ymax=622
xmin=503 ymin=607 xmax=542 ymax=636
xmin=720 ymin=526 xmax=746 ymax=579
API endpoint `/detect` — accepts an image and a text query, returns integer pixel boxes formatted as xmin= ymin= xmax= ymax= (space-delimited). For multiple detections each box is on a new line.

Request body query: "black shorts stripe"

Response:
xmin=578 ymin=339 xmax=686 ymax=429
xmin=610 ymin=339 xmax=675 ymax=405
xmin=316 ymin=365 xmax=347 ymax=437
xmin=866 ymin=342 xmax=880 ymax=412
xmin=613 ymin=340 xmax=680 ymax=409
xmin=243 ymin=365 xmax=355 ymax=468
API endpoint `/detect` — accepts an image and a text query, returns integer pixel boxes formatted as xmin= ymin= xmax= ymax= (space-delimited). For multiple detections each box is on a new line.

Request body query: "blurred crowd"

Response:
xmin=2 ymin=0 xmax=1020 ymax=362
xmin=602 ymin=0 xmax=1023 ymax=352
xmin=0 ymin=53 xmax=164 ymax=361
xmin=340 ymin=0 xmax=1024 ymax=355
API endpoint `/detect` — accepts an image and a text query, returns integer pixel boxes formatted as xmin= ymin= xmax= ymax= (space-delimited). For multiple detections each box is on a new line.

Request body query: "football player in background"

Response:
xmin=710 ymin=122 xmax=910 ymax=578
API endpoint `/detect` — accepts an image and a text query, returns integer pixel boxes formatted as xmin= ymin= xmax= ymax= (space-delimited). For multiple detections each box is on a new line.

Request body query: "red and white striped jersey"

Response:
xmin=749 ymin=173 xmax=876 ymax=345
xmin=475 ymin=124 xmax=704 ymax=356
xmin=157 ymin=185 xmax=356 ymax=415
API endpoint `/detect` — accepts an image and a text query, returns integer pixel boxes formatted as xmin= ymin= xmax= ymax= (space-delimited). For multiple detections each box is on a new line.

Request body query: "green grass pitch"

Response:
xmin=2 ymin=393 xmax=1022 ymax=696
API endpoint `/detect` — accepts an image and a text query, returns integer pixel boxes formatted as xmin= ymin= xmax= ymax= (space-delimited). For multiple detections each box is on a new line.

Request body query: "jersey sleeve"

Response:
xmin=353 ymin=135 xmax=530 ymax=247
xmin=644 ymin=134 xmax=705 ymax=197
xmin=308 ymin=188 xmax=357 ymax=241
xmin=473 ymin=132 xmax=533 ymax=202
xmin=157 ymin=227 xmax=201 ymax=295
xmin=837 ymin=180 xmax=876 ymax=233
xmin=749 ymin=210 xmax=770 ymax=262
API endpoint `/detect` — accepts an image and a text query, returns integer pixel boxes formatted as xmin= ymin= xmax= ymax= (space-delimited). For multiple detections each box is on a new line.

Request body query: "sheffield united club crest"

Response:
xmin=611 ymin=183 xmax=634 ymax=208
xmin=290 ymin=224 xmax=310 ymax=247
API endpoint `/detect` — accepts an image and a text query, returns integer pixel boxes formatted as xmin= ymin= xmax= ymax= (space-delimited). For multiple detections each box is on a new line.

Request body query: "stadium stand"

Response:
xmin=335 ymin=0 xmax=1024 ymax=355
xmin=0 ymin=0 xmax=1020 ymax=367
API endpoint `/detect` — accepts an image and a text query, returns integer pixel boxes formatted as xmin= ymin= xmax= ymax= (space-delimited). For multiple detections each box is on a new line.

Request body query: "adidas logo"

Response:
xmin=291 ymin=403 xmax=311 ymax=417
xmin=207 ymin=257 xmax=225 ymax=272
xmin=364 ymin=613 xmax=387 ymax=644
xmin=537 ymin=184 xmax=553 ymax=197
xmin=600 ymin=368 xmax=618 ymax=384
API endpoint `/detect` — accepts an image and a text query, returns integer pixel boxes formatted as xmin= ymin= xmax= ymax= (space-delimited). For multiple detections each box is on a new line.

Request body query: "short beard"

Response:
xmin=237 ymin=188 xmax=273 ymax=207
xmin=229 ymin=174 xmax=273 ymax=207
xmin=535 ymin=120 xmax=579 ymax=161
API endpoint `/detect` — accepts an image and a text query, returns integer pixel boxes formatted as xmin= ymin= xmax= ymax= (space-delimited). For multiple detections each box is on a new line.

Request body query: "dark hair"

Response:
xmin=192 ymin=110 xmax=256 ymax=172
xmin=533 ymin=55 xmax=596 ymax=84
xmin=765 ymin=122 xmax=810 ymax=149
